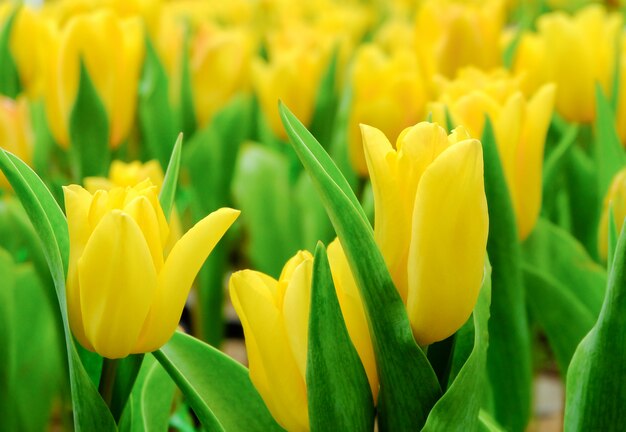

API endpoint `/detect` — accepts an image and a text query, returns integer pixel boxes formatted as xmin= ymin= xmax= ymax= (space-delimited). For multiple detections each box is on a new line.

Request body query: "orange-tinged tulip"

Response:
xmin=599 ymin=168 xmax=626 ymax=261
xmin=229 ymin=251 xmax=313 ymax=432
xmin=64 ymin=180 xmax=239 ymax=358
xmin=0 ymin=97 xmax=33 ymax=190
xmin=430 ymin=68 xmax=555 ymax=240
xmin=41 ymin=10 xmax=144 ymax=148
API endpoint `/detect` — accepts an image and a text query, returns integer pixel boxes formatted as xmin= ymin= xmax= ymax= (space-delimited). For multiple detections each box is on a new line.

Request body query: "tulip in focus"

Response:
xmin=41 ymin=10 xmax=144 ymax=148
xmin=513 ymin=4 xmax=621 ymax=123
xmin=330 ymin=123 xmax=489 ymax=351
xmin=64 ymin=180 xmax=239 ymax=358
xmin=598 ymin=168 xmax=626 ymax=261
xmin=229 ymin=251 xmax=313 ymax=431
xmin=0 ymin=97 xmax=33 ymax=190
xmin=430 ymin=68 xmax=555 ymax=240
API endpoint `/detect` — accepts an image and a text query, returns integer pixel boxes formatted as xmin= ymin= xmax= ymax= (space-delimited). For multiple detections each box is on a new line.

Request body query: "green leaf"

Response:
xmin=159 ymin=133 xmax=183 ymax=221
xmin=138 ymin=36 xmax=177 ymax=169
xmin=478 ymin=409 xmax=506 ymax=432
xmin=422 ymin=260 xmax=492 ymax=431
xmin=523 ymin=218 xmax=606 ymax=317
xmin=0 ymin=150 xmax=116 ymax=431
xmin=110 ymin=354 xmax=145 ymax=422
xmin=542 ymin=123 xmax=578 ymax=196
xmin=523 ymin=266 xmax=596 ymax=374
xmin=608 ymin=202 xmax=618 ymax=270
xmin=594 ymin=82 xmax=626 ymax=201
xmin=178 ymin=23 xmax=196 ymax=137
xmin=119 ymin=354 xmax=176 ymax=432
xmin=0 ymin=7 xmax=21 ymax=98
xmin=309 ymin=48 xmax=339 ymax=148
xmin=295 ymin=174 xmax=334 ymax=250
xmin=481 ymin=118 xmax=531 ymax=432
xmin=307 ymin=243 xmax=374 ymax=431
xmin=564 ymin=219 xmax=626 ymax=429
xmin=154 ymin=332 xmax=283 ymax=432
xmin=280 ymin=103 xmax=441 ymax=431
xmin=69 ymin=61 xmax=110 ymax=179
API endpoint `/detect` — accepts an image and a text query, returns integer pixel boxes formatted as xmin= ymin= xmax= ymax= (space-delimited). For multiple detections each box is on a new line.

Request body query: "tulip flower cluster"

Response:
xmin=1 ymin=0 xmax=626 ymax=431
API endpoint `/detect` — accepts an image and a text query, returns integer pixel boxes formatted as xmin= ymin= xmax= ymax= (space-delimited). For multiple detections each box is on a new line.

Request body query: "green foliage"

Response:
xmin=159 ymin=133 xmax=183 ymax=221
xmin=0 ymin=7 xmax=21 ymax=98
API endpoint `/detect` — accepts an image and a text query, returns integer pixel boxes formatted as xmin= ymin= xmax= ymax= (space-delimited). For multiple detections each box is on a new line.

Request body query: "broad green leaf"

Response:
xmin=138 ymin=36 xmax=177 ymax=169
xmin=564 ymin=220 xmax=626 ymax=429
xmin=110 ymin=354 xmax=144 ymax=422
xmin=120 ymin=354 xmax=176 ymax=432
xmin=523 ymin=266 xmax=596 ymax=374
xmin=159 ymin=133 xmax=183 ymax=221
xmin=280 ymin=103 xmax=441 ymax=431
xmin=0 ymin=249 xmax=16 ymax=431
xmin=232 ymin=144 xmax=300 ymax=276
xmin=422 ymin=261 xmax=492 ymax=431
xmin=307 ymin=243 xmax=374 ymax=431
xmin=481 ymin=119 xmax=531 ymax=432
xmin=523 ymin=218 xmax=606 ymax=317
xmin=478 ymin=410 xmax=506 ymax=432
xmin=0 ymin=150 xmax=116 ymax=431
xmin=0 ymin=7 xmax=21 ymax=98
xmin=594 ymin=82 xmax=626 ymax=200
xmin=69 ymin=61 xmax=110 ymax=179
xmin=542 ymin=123 xmax=578 ymax=196
xmin=154 ymin=332 xmax=283 ymax=432
xmin=295 ymin=174 xmax=334 ymax=250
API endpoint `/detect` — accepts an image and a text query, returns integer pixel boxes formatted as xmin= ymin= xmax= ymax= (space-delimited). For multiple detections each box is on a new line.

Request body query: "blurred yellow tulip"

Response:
xmin=599 ymin=168 xmax=626 ymax=261
xmin=229 ymin=251 xmax=313 ymax=432
xmin=348 ymin=44 xmax=426 ymax=175
xmin=41 ymin=10 xmax=144 ymax=148
xmin=415 ymin=0 xmax=505 ymax=79
xmin=430 ymin=68 xmax=555 ymax=240
xmin=332 ymin=123 xmax=488 ymax=348
xmin=0 ymin=97 xmax=33 ymax=190
xmin=513 ymin=4 xmax=621 ymax=123
xmin=63 ymin=180 xmax=239 ymax=358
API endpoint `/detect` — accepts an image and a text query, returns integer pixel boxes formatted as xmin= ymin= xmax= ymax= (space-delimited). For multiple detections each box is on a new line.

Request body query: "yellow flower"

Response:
xmin=430 ymin=68 xmax=555 ymax=240
xmin=229 ymin=251 xmax=313 ymax=432
xmin=41 ymin=10 xmax=144 ymax=148
xmin=348 ymin=44 xmax=426 ymax=175
xmin=414 ymin=0 xmax=505 ymax=79
xmin=598 ymin=168 xmax=626 ymax=261
xmin=513 ymin=4 xmax=621 ymax=123
xmin=63 ymin=180 xmax=239 ymax=358
xmin=331 ymin=123 xmax=489 ymax=348
xmin=0 ymin=96 xmax=33 ymax=190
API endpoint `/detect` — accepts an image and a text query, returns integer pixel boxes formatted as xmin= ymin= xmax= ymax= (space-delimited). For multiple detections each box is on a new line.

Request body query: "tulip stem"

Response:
xmin=98 ymin=358 xmax=119 ymax=410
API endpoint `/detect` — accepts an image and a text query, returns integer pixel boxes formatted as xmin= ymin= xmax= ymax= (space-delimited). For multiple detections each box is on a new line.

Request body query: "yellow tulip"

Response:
xmin=430 ymin=68 xmax=555 ymax=240
xmin=338 ymin=122 xmax=489 ymax=346
xmin=513 ymin=4 xmax=621 ymax=123
xmin=63 ymin=180 xmax=239 ymax=358
xmin=229 ymin=251 xmax=313 ymax=432
xmin=41 ymin=10 xmax=144 ymax=148
xmin=415 ymin=0 xmax=505 ymax=79
xmin=348 ymin=44 xmax=426 ymax=175
xmin=598 ymin=168 xmax=626 ymax=261
xmin=0 ymin=96 xmax=33 ymax=190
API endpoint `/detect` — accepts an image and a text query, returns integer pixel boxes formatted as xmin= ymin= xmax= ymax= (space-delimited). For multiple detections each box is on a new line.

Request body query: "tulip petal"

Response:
xmin=78 ymin=210 xmax=157 ymax=358
xmin=230 ymin=270 xmax=309 ymax=432
xmin=327 ymin=239 xmax=379 ymax=400
xmin=407 ymin=139 xmax=488 ymax=346
xmin=134 ymin=208 xmax=239 ymax=352
xmin=123 ymin=195 xmax=165 ymax=271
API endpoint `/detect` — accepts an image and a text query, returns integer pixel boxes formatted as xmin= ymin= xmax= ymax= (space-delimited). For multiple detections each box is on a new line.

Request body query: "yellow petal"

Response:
xmin=230 ymin=270 xmax=309 ymax=432
xmin=134 ymin=208 xmax=239 ymax=352
xmin=407 ymin=139 xmax=488 ymax=345
xmin=123 ymin=195 xmax=165 ymax=271
xmin=78 ymin=210 xmax=157 ymax=358
xmin=327 ymin=238 xmax=379 ymax=401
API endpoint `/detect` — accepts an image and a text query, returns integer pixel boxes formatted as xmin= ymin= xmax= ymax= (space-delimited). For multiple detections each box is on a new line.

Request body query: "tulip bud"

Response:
xmin=64 ymin=180 xmax=239 ymax=358
xmin=0 ymin=97 xmax=33 ymax=190
xmin=599 ymin=168 xmax=626 ymax=261
xmin=430 ymin=68 xmax=555 ymax=240
xmin=229 ymin=251 xmax=313 ymax=432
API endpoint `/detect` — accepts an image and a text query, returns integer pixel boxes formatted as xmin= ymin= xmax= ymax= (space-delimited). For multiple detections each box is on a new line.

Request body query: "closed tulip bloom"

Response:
xmin=348 ymin=44 xmax=426 ymax=175
xmin=63 ymin=180 xmax=239 ymax=358
xmin=229 ymin=251 xmax=313 ymax=432
xmin=598 ymin=168 xmax=626 ymax=261
xmin=41 ymin=10 xmax=144 ymax=148
xmin=513 ymin=5 xmax=621 ymax=123
xmin=333 ymin=123 xmax=488 ymax=347
xmin=0 ymin=97 xmax=33 ymax=190
xmin=430 ymin=68 xmax=555 ymax=240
